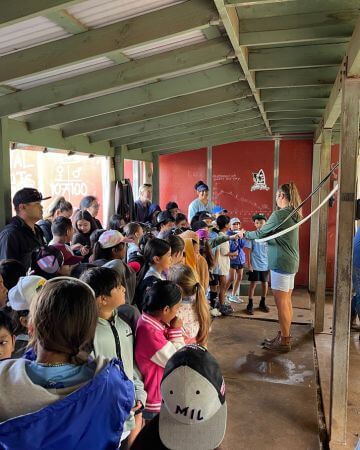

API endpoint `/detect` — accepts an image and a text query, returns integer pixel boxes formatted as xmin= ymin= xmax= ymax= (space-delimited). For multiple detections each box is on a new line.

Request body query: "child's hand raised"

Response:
xmin=170 ymin=316 xmax=183 ymax=328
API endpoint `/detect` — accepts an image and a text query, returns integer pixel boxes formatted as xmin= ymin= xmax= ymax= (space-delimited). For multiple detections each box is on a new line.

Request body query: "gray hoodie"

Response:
xmin=0 ymin=356 xmax=108 ymax=422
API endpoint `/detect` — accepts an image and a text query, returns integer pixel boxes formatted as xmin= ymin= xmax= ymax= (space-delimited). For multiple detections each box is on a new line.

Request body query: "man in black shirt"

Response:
xmin=134 ymin=184 xmax=152 ymax=223
xmin=0 ymin=188 xmax=49 ymax=270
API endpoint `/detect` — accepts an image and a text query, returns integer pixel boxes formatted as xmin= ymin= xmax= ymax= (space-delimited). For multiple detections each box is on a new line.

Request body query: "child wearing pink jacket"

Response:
xmin=135 ymin=281 xmax=185 ymax=420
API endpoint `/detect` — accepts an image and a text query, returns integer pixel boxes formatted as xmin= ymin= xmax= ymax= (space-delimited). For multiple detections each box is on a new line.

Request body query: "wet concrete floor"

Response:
xmin=208 ymin=313 xmax=320 ymax=450
xmin=314 ymin=294 xmax=360 ymax=450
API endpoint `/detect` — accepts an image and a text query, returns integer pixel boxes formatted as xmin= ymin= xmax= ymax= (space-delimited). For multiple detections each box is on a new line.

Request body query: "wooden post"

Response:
xmin=330 ymin=77 xmax=360 ymax=445
xmin=273 ymin=136 xmax=280 ymax=210
xmin=309 ymin=142 xmax=321 ymax=292
xmin=314 ymin=130 xmax=332 ymax=332
xmin=152 ymin=153 xmax=160 ymax=205
xmin=0 ymin=117 xmax=11 ymax=228
xmin=114 ymin=146 xmax=124 ymax=182
xmin=207 ymin=146 xmax=213 ymax=202
xmin=143 ymin=161 xmax=153 ymax=185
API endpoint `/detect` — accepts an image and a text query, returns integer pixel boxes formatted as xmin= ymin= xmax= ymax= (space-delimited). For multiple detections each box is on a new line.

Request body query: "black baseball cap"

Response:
xmin=13 ymin=188 xmax=51 ymax=208
xmin=166 ymin=201 xmax=179 ymax=211
xmin=31 ymin=246 xmax=64 ymax=279
xmin=157 ymin=210 xmax=175 ymax=225
xmin=159 ymin=344 xmax=227 ymax=450
xmin=252 ymin=213 xmax=267 ymax=222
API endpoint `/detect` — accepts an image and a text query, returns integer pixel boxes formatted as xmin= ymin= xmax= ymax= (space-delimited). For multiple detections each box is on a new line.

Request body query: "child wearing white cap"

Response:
xmin=226 ymin=217 xmax=247 ymax=303
xmin=132 ymin=344 xmax=227 ymax=450
xmin=7 ymin=276 xmax=46 ymax=357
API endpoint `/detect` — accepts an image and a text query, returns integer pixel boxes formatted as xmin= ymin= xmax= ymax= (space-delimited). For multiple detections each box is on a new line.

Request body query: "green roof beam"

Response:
xmin=46 ymin=9 xmax=88 ymax=33
xmin=241 ymin=25 xmax=354 ymax=47
xmin=249 ymin=43 xmax=346 ymax=71
xmin=8 ymin=119 xmax=113 ymax=157
xmin=264 ymin=99 xmax=327 ymax=111
xmin=128 ymin=119 xmax=265 ymax=150
xmin=0 ymin=0 xmax=218 ymax=83
xmin=24 ymin=64 xmax=244 ymax=130
xmin=0 ymin=38 xmax=232 ymax=117
xmin=0 ymin=0 xmax=84 ymax=28
xmin=256 ymin=67 xmax=338 ymax=89
xmin=260 ymin=86 xmax=332 ymax=102
xmin=91 ymin=99 xmax=257 ymax=143
xmin=111 ymin=110 xmax=261 ymax=146
xmin=213 ymin=0 xmax=272 ymax=135
xmin=267 ymin=110 xmax=324 ymax=119
xmin=62 ymin=83 xmax=252 ymax=137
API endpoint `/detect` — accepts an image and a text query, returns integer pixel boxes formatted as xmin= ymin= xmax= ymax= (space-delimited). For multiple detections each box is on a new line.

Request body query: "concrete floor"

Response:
xmin=314 ymin=294 xmax=360 ymax=450
xmin=210 ymin=289 xmax=360 ymax=449
xmin=208 ymin=290 xmax=321 ymax=450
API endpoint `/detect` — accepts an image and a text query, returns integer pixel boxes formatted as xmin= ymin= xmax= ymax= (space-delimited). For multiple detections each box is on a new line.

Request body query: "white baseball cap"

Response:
xmin=8 ymin=276 xmax=46 ymax=311
xmin=230 ymin=217 xmax=241 ymax=225
xmin=99 ymin=230 xmax=125 ymax=249
xmin=159 ymin=345 xmax=227 ymax=450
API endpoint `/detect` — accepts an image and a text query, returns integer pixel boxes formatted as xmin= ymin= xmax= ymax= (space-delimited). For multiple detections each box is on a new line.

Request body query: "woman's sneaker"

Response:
xmin=219 ymin=304 xmax=234 ymax=316
xmin=227 ymin=294 xmax=243 ymax=304
xmin=210 ymin=307 xmax=222 ymax=317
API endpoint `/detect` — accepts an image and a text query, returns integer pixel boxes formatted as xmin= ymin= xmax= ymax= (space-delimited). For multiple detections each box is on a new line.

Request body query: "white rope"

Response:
xmin=255 ymin=184 xmax=339 ymax=243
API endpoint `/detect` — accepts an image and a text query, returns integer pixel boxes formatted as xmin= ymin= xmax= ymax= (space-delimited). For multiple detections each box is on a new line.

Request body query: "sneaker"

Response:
xmin=227 ymin=295 xmax=243 ymax=304
xmin=219 ymin=304 xmax=233 ymax=316
xmin=263 ymin=336 xmax=291 ymax=352
xmin=210 ymin=308 xmax=222 ymax=317
xmin=246 ymin=305 xmax=254 ymax=315
xmin=259 ymin=304 xmax=270 ymax=313
xmin=262 ymin=331 xmax=281 ymax=345
xmin=224 ymin=298 xmax=232 ymax=306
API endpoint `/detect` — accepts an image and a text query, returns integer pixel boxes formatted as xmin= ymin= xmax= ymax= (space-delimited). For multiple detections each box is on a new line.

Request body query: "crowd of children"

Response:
xmin=0 ymin=186 xmax=273 ymax=449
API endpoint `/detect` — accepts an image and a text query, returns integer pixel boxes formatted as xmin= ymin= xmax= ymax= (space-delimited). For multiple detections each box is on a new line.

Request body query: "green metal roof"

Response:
xmin=0 ymin=0 xmax=359 ymax=157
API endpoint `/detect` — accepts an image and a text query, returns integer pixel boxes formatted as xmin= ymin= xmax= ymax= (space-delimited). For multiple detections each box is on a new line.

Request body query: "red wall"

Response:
xmin=124 ymin=159 xmax=133 ymax=185
xmin=278 ymin=140 xmax=313 ymax=286
xmin=159 ymin=139 xmax=318 ymax=287
xmin=159 ymin=148 xmax=207 ymax=212
xmin=212 ymin=140 xmax=274 ymax=230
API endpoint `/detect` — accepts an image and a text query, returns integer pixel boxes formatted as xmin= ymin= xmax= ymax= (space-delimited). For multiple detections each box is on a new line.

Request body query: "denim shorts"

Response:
xmin=270 ymin=270 xmax=295 ymax=292
xmin=142 ymin=410 xmax=158 ymax=421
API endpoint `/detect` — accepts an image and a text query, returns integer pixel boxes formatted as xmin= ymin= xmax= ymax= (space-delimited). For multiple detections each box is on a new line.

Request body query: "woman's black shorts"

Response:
xmin=247 ymin=270 xmax=269 ymax=282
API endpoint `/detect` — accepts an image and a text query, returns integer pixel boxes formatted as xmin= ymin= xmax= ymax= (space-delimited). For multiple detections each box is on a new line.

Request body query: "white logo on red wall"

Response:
xmin=251 ymin=169 xmax=270 ymax=192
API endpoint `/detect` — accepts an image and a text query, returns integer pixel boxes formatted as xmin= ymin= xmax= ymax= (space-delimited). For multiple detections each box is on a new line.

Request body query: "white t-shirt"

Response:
xmin=212 ymin=232 xmax=230 ymax=276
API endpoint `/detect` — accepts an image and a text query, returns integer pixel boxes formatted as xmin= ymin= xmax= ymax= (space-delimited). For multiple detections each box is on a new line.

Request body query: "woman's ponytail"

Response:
xmin=279 ymin=182 xmax=303 ymax=219
xmin=288 ymin=181 xmax=303 ymax=219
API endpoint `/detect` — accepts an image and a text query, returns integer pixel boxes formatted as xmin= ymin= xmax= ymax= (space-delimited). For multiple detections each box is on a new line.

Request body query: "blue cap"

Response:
xmin=211 ymin=206 xmax=227 ymax=214
xmin=196 ymin=184 xmax=209 ymax=192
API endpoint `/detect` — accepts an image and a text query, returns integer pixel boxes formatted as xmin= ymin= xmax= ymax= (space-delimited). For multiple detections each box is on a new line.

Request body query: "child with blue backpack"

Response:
xmin=0 ymin=277 xmax=134 ymax=450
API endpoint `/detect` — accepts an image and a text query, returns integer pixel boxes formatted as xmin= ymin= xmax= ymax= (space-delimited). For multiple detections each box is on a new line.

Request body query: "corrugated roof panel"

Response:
xmin=0 ymin=16 xmax=70 ymax=56
xmin=123 ymin=30 xmax=206 ymax=59
xmin=60 ymin=60 xmax=224 ymax=102
xmin=68 ymin=0 xmax=185 ymax=28
xmin=6 ymin=57 xmax=115 ymax=90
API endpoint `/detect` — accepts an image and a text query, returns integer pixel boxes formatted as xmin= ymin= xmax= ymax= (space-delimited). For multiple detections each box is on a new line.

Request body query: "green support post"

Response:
xmin=152 ymin=154 xmax=160 ymax=205
xmin=114 ymin=147 xmax=124 ymax=182
xmin=0 ymin=118 xmax=12 ymax=227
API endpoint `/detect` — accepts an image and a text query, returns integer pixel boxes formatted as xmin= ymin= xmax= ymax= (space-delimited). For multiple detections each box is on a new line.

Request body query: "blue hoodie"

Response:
xmin=226 ymin=230 xmax=246 ymax=265
xmin=0 ymin=357 xmax=134 ymax=450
